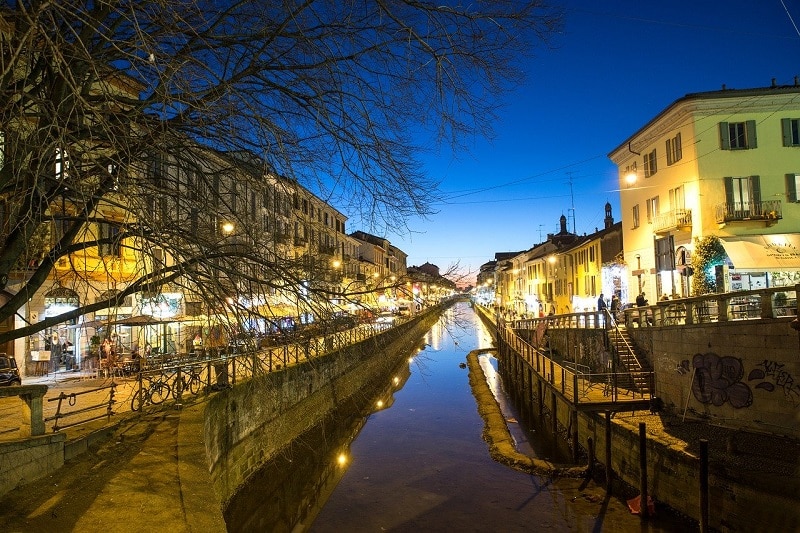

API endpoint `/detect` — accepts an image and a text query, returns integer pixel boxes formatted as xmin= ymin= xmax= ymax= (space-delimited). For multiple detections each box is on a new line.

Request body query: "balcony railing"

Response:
xmin=714 ymin=200 xmax=782 ymax=224
xmin=318 ymin=244 xmax=336 ymax=256
xmin=653 ymin=208 xmax=692 ymax=233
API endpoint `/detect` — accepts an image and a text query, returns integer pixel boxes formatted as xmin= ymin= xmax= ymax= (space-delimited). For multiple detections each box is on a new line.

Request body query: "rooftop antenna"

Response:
xmin=538 ymin=224 xmax=544 ymax=243
xmin=567 ymin=172 xmax=576 ymax=234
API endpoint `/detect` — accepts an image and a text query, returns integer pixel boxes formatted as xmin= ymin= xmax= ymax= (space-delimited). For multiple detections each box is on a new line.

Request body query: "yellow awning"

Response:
xmin=720 ymin=234 xmax=800 ymax=270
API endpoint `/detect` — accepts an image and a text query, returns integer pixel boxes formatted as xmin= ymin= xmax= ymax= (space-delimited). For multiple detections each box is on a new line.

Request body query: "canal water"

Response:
xmin=229 ymin=302 xmax=689 ymax=532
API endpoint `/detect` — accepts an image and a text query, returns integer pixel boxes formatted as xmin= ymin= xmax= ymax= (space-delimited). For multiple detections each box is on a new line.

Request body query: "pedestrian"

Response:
xmin=636 ymin=292 xmax=648 ymax=307
xmin=597 ymin=293 xmax=607 ymax=311
xmin=610 ymin=294 xmax=620 ymax=312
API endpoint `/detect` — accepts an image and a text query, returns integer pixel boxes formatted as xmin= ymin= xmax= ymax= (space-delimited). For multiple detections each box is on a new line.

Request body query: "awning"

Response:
xmin=720 ymin=234 xmax=800 ymax=270
xmin=105 ymin=315 xmax=174 ymax=326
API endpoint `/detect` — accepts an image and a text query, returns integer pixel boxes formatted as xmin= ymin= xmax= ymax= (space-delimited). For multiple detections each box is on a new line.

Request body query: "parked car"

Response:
xmin=328 ymin=311 xmax=357 ymax=331
xmin=374 ymin=311 xmax=397 ymax=324
xmin=0 ymin=354 xmax=21 ymax=386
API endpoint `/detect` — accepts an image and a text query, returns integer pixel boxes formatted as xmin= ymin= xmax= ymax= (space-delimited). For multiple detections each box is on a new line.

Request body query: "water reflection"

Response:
xmin=228 ymin=302 xmax=687 ymax=532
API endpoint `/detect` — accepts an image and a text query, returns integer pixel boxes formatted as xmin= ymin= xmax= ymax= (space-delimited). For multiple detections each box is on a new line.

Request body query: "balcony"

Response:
xmin=715 ymin=200 xmax=782 ymax=225
xmin=275 ymin=232 xmax=292 ymax=244
xmin=318 ymin=244 xmax=336 ymax=256
xmin=653 ymin=208 xmax=692 ymax=234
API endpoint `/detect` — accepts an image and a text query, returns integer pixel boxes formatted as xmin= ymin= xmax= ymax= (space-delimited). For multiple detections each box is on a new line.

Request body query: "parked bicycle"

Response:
xmin=171 ymin=365 xmax=205 ymax=399
xmin=130 ymin=375 xmax=171 ymax=411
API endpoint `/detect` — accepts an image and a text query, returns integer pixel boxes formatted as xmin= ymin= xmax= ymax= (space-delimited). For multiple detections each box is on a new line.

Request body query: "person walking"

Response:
xmin=597 ymin=293 xmax=608 ymax=311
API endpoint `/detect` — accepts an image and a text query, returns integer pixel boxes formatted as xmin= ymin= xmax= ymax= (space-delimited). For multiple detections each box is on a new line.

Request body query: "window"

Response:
xmin=98 ymin=222 xmax=121 ymax=257
xmin=719 ymin=121 xmax=757 ymax=150
xmin=669 ymin=186 xmax=685 ymax=210
xmin=632 ymin=204 xmax=640 ymax=228
xmin=55 ymin=147 xmax=69 ymax=179
xmin=646 ymin=196 xmax=660 ymax=223
xmin=786 ymin=174 xmax=800 ymax=202
xmin=782 ymin=118 xmax=800 ymax=146
xmin=724 ymin=175 xmax=762 ymax=215
xmin=644 ymin=149 xmax=657 ymax=177
xmin=666 ymin=132 xmax=682 ymax=165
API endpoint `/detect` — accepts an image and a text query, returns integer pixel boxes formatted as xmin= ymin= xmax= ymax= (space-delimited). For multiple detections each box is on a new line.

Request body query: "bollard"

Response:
xmin=639 ymin=422 xmax=649 ymax=519
xmin=700 ymin=439 xmax=709 ymax=532
xmin=605 ymin=410 xmax=612 ymax=494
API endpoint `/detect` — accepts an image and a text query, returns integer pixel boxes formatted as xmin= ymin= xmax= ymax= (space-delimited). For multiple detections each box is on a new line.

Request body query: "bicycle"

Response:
xmin=171 ymin=365 xmax=204 ymax=399
xmin=130 ymin=375 xmax=171 ymax=411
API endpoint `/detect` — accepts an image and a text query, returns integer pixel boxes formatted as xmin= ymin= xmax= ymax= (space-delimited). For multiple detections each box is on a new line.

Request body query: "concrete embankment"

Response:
xmin=465 ymin=348 xmax=586 ymax=478
xmin=471 ymin=303 xmax=800 ymax=531
xmin=0 ymin=305 xmax=448 ymax=532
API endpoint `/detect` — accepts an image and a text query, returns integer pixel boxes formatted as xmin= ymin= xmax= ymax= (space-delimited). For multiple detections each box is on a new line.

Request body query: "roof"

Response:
xmin=608 ymin=83 xmax=800 ymax=158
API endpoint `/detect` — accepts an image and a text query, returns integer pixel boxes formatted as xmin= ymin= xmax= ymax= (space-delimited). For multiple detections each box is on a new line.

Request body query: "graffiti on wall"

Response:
xmin=690 ymin=352 xmax=753 ymax=408
xmin=748 ymin=360 xmax=800 ymax=405
xmin=685 ymin=353 xmax=799 ymax=408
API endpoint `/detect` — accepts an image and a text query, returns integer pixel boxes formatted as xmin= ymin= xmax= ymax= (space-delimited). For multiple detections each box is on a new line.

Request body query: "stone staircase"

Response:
xmin=607 ymin=324 xmax=653 ymax=395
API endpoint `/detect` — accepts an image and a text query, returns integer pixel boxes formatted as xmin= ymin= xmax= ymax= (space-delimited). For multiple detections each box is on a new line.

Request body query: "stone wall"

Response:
xmin=628 ymin=318 xmax=800 ymax=438
xmin=204 ymin=308 xmax=445 ymax=508
xmin=0 ymin=433 xmax=65 ymax=498
xmin=577 ymin=412 xmax=799 ymax=532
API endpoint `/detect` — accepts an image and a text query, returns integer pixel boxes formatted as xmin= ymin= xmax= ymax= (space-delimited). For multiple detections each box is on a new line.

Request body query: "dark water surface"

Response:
xmin=231 ymin=302 xmax=690 ymax=532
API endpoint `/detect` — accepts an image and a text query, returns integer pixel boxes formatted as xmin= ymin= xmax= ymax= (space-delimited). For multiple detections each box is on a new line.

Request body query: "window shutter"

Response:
xmin=676 ymin=132 xmax=682 ymax=160
xmin=782 ymin=118 xmax=793 ymax=146
xmin=787 ymin=174 xmax=798 ymax=202
xmin=665 ymin=139 xmax=672 ymax=165
xmin=750 ymin=175 xmax=761 ymax=206
xmin=746 ymin=120 xmax=757 ymax=148
xmin=719 ymin=122 xmax=730 ymax=149
xmin=724 ymin=177 xmax=734 ymax=206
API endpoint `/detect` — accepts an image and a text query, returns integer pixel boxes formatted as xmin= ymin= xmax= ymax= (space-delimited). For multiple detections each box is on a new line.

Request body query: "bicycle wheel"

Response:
xmin=130 ymin=389 xmax=143 ymax=412
xmin=188 ymin=374 xmax=202 ymax=395
xmin=172 ymin=377 xmax=186 ymax=399
xmin=150 ymin=382 xmax=170 ymax=404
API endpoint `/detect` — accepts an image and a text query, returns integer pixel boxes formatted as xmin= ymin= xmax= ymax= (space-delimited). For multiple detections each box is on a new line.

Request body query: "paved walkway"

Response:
xmin=0 ymin=372 xmax=226 ymax=532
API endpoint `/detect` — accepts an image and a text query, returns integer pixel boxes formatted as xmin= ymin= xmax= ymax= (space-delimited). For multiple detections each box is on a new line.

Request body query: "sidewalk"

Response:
xmin=0 ymin=369 xmax=227 ymax=532
xmin=0 ymin=369 xmax=139 ymax=442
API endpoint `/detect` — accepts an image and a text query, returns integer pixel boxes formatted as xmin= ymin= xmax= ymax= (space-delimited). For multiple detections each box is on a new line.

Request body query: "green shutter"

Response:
xmin=746 ymin=120 xmax=757 ymax=148
xmin=665 ymin=139 xmax=672 ymax=165
xmin=782 ymin=118 xmax=793 ymax=146
xmin=787 ymin=174 xmax=798 ymax=202
xmin=751 ymin=175 xmax=761 ymax=215
xmin=719 ymin=122 xmax=730 ymax=150
xmin=724 ymin=176 xmax=734 ymax=207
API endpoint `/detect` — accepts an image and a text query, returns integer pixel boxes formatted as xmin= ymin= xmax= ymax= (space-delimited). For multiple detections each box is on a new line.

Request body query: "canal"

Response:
xmin=229 ymin=301 xmax=689 ymax=532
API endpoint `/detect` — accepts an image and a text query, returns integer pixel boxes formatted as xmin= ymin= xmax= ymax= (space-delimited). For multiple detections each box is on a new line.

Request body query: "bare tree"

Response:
xmin=0 ymin=1 xmax=562 ymax=347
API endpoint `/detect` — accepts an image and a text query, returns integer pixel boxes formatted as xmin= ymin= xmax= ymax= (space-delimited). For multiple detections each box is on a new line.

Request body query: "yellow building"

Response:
xmin=609 ymin=83 xmax=800 ymax=300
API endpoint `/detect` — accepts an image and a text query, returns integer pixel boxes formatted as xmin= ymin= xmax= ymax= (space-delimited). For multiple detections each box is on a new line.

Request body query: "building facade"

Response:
xmin=609 ymin=83 xmax=800 ymax=301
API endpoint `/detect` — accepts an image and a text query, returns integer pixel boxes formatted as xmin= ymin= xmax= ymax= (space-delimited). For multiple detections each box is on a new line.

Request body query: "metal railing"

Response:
xmin=45 ymin=382 xmax=117 ymax=432
xmin=497 ymin=319 xmax=652 ymax=405
xmin=623 ymin=285 xmax=798 ymax=328
xmin=125 ymin=313 xmax=421 ymax=415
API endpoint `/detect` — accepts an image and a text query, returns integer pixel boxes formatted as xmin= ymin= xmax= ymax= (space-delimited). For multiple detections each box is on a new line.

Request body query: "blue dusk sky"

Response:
xmin=388 ymin=0 xmax=800 ymax=284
